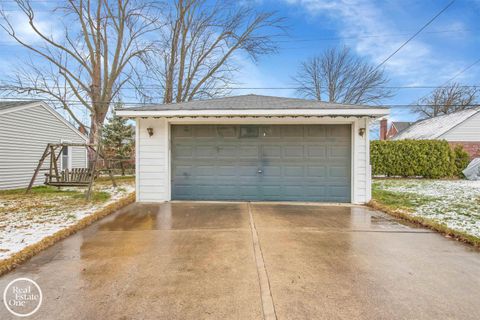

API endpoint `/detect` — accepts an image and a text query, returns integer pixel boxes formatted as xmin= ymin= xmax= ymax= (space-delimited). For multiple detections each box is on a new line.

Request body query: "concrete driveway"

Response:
xmin=1 ymin=202 xmax=480 ymax=319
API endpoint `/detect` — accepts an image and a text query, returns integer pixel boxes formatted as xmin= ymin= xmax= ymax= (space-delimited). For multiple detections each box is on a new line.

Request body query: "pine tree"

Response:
xmin=102 ymin=110 xmax=134 ymax=175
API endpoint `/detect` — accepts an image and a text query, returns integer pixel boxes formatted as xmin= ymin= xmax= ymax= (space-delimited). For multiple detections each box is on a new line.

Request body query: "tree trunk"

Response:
xmin=88 ymin=110 xmax=107 ymax=166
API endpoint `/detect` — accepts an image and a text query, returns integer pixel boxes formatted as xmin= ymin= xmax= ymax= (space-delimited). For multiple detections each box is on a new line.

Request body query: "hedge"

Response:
xmin=371 ymin=140 xmax=460 ymax=178
xmin=453 ymin=145 xmax=470 ymax=177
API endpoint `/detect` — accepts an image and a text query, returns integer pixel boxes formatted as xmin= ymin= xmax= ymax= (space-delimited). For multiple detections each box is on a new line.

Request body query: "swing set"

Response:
xmin=26 ymin=143 xmax=117 ymax=200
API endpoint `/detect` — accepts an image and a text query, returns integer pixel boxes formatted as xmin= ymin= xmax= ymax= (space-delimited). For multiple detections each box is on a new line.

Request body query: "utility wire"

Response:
xmin=1 ymin=84 xmax=479 ymax=91
xmin=0 ymin=28 xmax=473 ymax=47
xmin=443 ymin=57 xmax=480 ymax=84
xmin=372 ymin=0 xmax=456 ymax=72
xmin=0 ymin=95 xmax=478 ymax=109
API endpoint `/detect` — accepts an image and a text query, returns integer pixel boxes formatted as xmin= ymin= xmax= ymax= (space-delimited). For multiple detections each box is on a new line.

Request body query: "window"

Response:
xmin=239 ymin=126 xmax=259 ymax=138
xmin=60 ymin=140 xmax=72 ymax=170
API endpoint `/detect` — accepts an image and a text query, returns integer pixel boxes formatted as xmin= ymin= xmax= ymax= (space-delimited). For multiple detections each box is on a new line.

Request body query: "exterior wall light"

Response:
xmin=147 ymin=127 xmax=154 ymax=137
xmin=359 ymin=128 xmax=366 ymax=137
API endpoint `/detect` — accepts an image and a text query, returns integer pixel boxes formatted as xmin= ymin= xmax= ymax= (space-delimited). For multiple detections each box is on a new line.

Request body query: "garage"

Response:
xmin=117 ymin=94 xmax=389 ymax=204
xmin=171 ymin=124 xmax=351 ymax=202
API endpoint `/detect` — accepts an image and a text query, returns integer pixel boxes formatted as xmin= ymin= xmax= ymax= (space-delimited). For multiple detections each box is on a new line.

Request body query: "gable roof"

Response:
xmin=393 ymin=108 xmax=480 ymax=140
xmin=0 ymin=100 xmax=41 ymax=112
xmin=391 ymin=121 xmax=412 ymax=133
xmin=0 ymin=100 xmax=88 ymax=141
xmin=117 ymin=94 xmax=388 ymax=118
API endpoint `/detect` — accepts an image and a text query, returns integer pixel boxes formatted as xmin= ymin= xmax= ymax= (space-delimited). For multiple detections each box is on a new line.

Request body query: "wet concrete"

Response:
xmin=252 ymin=204 xmax=480 ymax=320
xmin=1 ymin=202 xmax=480 ymax=319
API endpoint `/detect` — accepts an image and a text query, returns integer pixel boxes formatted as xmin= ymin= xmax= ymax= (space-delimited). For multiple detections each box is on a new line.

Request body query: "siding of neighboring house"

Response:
xmin=135 ymin=117 xmax=371 ymax=204
xmin=440 ymin=111 xmax=480 ymax=141
xmin=0 ymin=104 xmax=87 ymax=189
xmin=441 ymin=112 xmax=480 ymax=159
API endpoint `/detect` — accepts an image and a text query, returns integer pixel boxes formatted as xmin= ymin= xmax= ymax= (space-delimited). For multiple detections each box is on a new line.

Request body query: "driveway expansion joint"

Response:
xmin=247 ymin=202 xmax=277 ymax=320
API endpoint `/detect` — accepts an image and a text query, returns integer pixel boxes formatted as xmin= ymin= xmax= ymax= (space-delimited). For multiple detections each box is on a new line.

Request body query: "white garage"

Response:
xmin=117 ymin=94 xmax=388 ymax=204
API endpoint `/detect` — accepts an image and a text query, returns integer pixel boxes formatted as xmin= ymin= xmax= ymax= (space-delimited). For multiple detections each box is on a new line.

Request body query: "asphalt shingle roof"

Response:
xmin=392 ymin=121 xmax=412 ymax=133
xmin=0 ymin=100 xmax=39 ymax=112
xmin=393 ymin=108 xmax=480 ymax=140
xmin=120 ymin=94 xmax=387 ymax=111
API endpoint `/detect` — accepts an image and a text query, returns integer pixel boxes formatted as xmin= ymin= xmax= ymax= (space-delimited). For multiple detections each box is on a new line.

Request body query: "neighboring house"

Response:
xmin=117 ymin=94 xmax=388 ymax=204
xmin=390 ymin=107 xmax=480 ymax=159
xmin=388 ymin=121 xmax=412 ymax=139
xmin=0 ymin=101 xmax=88 ymax=190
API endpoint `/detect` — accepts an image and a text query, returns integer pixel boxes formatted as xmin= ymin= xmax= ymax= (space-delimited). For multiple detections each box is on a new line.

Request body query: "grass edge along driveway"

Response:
xmin=370 ymin=178 xmax=480 ymax=247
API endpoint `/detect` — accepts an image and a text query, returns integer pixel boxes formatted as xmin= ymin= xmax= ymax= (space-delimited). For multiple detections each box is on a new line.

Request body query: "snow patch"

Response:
xmin=375 ymin=179 xmax=480 ymax=238
xmin=0 ymin=185 xmax=134 ymax=261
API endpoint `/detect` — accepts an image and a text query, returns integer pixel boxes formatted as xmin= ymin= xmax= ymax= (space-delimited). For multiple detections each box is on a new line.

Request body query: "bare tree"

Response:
xmin=414 ymin=83 xmax=479 ymax=119
xmin=0 ymin=0 xmax=160 ymax=145
xmin=292 ymin=47 xmax=393 ymax=104
xmin=146 ymin=0 xmax=285 ymax=104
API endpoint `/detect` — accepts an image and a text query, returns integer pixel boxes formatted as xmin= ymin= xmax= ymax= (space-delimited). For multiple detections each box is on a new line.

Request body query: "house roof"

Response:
xmin=0 ymin=100 xmax=41 ymax=112
xmin=393 ymin=108 xmax=480 ymax=140
xmin=391 ymin=121 xmax=412 ymax=133
xmin=117 ymin=94 xmax=389 ymax=118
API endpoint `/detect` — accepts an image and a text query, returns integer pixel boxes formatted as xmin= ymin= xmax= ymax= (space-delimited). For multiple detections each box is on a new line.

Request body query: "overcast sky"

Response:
xmin=0 ymin=0 xmax=479 ymax=124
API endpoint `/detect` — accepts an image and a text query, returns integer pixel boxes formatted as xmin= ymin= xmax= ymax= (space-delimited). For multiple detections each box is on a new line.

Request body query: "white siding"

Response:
xmin=136 ymin=118 xmax=169 ymax=202
xmin=351 ymin=118 xmax=370 ymax=203
xmin=0 ymin=104 xmax=87 ymax=189
xmin=135 ymin=117 xmax=371 ymax=204
xmin=440 ymin=112 xmax=480 ymax=141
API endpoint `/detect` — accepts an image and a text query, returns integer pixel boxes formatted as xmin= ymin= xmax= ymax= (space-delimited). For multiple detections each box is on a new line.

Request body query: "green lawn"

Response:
xmin=372 ymin=178 xmax=480 ymax=246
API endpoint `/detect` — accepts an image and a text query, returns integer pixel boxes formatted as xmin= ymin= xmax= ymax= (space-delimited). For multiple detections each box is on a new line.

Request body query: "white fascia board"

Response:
xmin=116 ymin=108 xmax=389 ymax=118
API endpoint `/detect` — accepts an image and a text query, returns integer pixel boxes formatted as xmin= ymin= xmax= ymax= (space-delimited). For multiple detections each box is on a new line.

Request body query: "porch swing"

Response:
xmin=26 ymin=143 xmax=116 ymax=200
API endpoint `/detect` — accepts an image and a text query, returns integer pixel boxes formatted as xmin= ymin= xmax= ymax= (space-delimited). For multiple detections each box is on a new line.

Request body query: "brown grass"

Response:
xmin=0 ymin=192 xmax=135 ymax=276
xmin=369 ymin=199 xmax=480 ymax=247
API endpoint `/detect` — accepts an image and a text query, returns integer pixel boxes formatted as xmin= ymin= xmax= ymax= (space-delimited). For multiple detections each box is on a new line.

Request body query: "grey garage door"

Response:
xmin=171 ymin=125 xmax=351 ymax=202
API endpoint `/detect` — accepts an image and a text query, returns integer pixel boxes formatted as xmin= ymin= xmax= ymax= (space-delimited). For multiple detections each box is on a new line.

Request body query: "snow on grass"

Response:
xmin=0 ymin=178 xmax=134 ymax=261
xmin=373 ymin=179 xmax=480 ymax=238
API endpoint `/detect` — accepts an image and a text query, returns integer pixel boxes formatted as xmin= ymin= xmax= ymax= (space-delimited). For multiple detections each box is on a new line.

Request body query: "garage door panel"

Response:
xmin=195 ymin=146 xmax=217 ymax=158
xmin=329 ymin=146 xmax=350 ymax=158
xmin=283 ymin=166 xmax=304 ymax=176
xmin=172 ymin=125 xmax=193 ymax=137
xmin=306 ymin=126 xmax=327 ymax=137
xmin=174 ymin=146 xmax=193 ymax=158
xmin=262 ymin=185 xmax=282 ymax=196
xmin=327 ymin=125 xmax=350 ymax=137
xmin=171 ymin=125 xmax=351 ymax=202
xmin=307 ymin=166 xmax=326 ymax=177
xmin=262 ymin=126 xmax=282 ymax=138
xmin=283 ymin=146 xmax=304 ymax=159
xmin=216 ymin=166 xmax=238 ymax=176
xmin=329 ymin=166 xmax=350 ymax=178
xmin=216 ymin=125 xmax=237 ymax=137
xmin=193 ymin=126 xmax=217 ymax=137
xmin=307 ymin=145 xmax=327 ymax=158
xmin=239 ymin=185 xmax=260 ymax=196
xmin=281 ymin=126 xmax=303 ymax=137
xmin=238 ymin=146 xmax=259 ymax=158
xmin=195 ymin=166 xmax=217 ymax=176
xmin=262 ymin=145 xmax=282 ymax=159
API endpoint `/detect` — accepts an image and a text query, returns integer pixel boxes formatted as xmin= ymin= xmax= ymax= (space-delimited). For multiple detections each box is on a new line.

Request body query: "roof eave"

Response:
xmin=116 ymin=108 xmax=389 ymax=118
